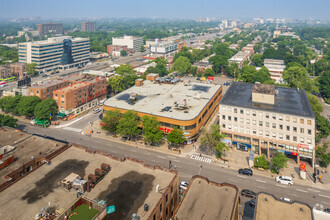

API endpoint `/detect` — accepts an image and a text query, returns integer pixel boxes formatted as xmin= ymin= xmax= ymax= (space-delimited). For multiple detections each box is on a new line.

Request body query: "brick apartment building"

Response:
xmin=36 ymin=23 xmax=63 ymax=36
xmin=107 ymin=45 xmax=133 ymax=57
xmin=0 ymin=63 xmax=27 ymax=79
xmin=29 ymin=79 xmax=69 ymax=99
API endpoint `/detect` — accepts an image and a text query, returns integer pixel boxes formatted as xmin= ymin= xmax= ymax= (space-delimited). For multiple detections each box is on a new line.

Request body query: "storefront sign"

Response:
xmin=298 ymin=143 xmax=313 ymax=150
xmin=159 ymin=127 xmax=173 ymax=133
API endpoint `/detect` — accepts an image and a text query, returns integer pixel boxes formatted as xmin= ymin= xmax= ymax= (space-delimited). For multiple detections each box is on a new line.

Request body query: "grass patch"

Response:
xmin=68 ymin=204 xmax=99 ymax=220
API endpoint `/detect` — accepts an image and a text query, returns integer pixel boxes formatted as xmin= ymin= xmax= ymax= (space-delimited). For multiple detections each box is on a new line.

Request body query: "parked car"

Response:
xmin=238 ymin=168 xmax=253 ymax=176
xmin=121 ymin=136 xmax=128 ymax=142
xmin=275 ymin=176 xmax=293 ymax=185
xmin=93 ymin=108 xmax=101 ymax=114
xmin=241 ymin=189 xmax=256 ymax=199
xmin=280 ymin=197 xmax=292 ymax=203
xmin=249 ymin=199 xmax=256 ymax=208
xmin=180 ymin=181 xmax=189 ymax=190
xmin=322 ymin=208 xmax=330 ymax=213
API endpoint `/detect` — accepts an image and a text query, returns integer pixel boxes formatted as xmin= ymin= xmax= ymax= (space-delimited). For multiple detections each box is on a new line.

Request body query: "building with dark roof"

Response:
xmin=219 ymin=82 xmax=316 ymax=166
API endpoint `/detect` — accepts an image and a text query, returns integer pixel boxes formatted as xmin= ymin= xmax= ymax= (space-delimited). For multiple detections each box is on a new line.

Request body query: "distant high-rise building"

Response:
xmin=222 ymin=20 xmax=228 ymax=29
xmin=81 ymin=21 xmax=96 ymax=32
xmin=112 ymin=36 xmax=144 ymax=52
xmin=230 ymin=20 xmax=237 ymax=28
xmin=36 ymin=23 xmax=63 ymax=36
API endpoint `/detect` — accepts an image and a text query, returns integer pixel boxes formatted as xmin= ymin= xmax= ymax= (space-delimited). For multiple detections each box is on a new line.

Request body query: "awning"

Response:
xmin=57 ymin=113 xmax=66 ymax=118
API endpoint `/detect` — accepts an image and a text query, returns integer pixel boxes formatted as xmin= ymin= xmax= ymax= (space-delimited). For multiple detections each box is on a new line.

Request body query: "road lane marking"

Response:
xmin=322 ymin=201 xmax=330 ymax=205
xmin=275 ymin=184 xmax=287 ymax=188
xmin=307 ymin=188 xmax=320 ymax=193
xmin=237 ymin=175 xmax=247 ymax=179
xmin=296 ymin=189 xmax=308 ymax=193
xmin=228 ymin=179 xmax=238 ymax=182
xmin=288 ymin=193 xmax=298 ymax=197
xmin=168 ymin=156 xmax=177 ymax=159
xmin=151 ymin=160 xmax=158 ymax=163
xmin=130 ymin=149 xmax=137 ymax=152
xmin=172 ymin=160 xmax=180 ymax=163
xmin=157 ymin=156 xmax=166 ymax=159
xmin=63 ymin=127 xmax=82 ymax=132
xmin=256 ymin=179 xmax=266 ymax=183
xmin=255 ymin=185 xmax=267 ymax=189
xmin=318 ymin=194 xmax=330 ymax=199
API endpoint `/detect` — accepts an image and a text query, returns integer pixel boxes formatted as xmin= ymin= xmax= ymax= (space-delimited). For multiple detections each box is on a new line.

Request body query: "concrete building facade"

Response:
xmin=81 ymin=21 xmax=96 ymax=32
xmin=112 ymin=36 xmax=143 ymax=52
xmin=36 ymin=23 xmax=63 ymax=36
xmin=18 ymin=36 xmax=90 ymax=73
xmin=220 ymin=82 xmax=315 ymax=166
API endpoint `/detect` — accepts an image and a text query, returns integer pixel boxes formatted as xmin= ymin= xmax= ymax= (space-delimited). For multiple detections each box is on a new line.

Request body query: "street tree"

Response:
xmin=251 ymin=54 xmax=263 ymax=67
xmin=203 ymin=68 xmax=215 ymax=77
xmin=0 ymin=114 xmax=17 ymax=128
xmin=140 ymin=45 xmax=145 ymax=52
xmin=254 ymin=155 xmax=269 ymax=170
xmin=209 ymin=55 xmax=228 ymax=73
xmin=116 ymin=110 xmax=140 ymax=139
xmin=307 ymin=93 xmax=323 ymax=115
xmin=282 ymin=66 xmax=318 ymax=93
xmin=120 ymin=50 xmax=128 ymax=56
xmin=17 ymin=96 xmax=42 ymax=117
xmin=173 ymin=56 xmax=191 ymax=75
xmin=34 ymin=98 xmax=58 ymax=120
xmin=26 ymin=63 xmax=38 ymax=75
xmin=101 ymin=110 xmax=122 ymax=134
xmin=240 ymin=65 xmax=257 ymax=83
xmin=142 ymin=115 xmax=163 ymax=145
xmin=3 ymin=95 xmax=22 ymax=114
xmin=316 ymin=143 xmax=330 ymax=168
xmin=226 ymin=62 xmax=239 ymax=78
xmin=108 ymin=75 xmax=125 ymax=95
xmin=200 ymin=124 xmax=228 ymax=157
xmin=319 ymin=71 xmax=330 ymax=103
xmin=253 ymin=66 xmax=272 ymax=83
xmin=167 ymin=127 xmax=185 ymax=146
xmin=271 ymin=151 xmax=289 ymax=173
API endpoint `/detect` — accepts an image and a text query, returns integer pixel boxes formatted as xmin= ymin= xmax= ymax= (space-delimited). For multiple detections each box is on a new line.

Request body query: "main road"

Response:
xmin=17 ymin=120 xmax=330 ymax=210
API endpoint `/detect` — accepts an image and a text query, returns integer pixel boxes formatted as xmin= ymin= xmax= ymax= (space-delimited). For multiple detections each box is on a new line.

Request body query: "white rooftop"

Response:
xmin=104 ymin=80 xmax=221 ymax=120
xmin=19 ymin=36 xmax=88 ymax=45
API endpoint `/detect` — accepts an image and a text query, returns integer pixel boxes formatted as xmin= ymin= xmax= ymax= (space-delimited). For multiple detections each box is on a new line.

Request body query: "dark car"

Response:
xmin=323 ymin=208 xmax=330 ymax=213
xmin=238 ymin=168 xmax=253 ymax=176
xmin=241 ymin=189 xmax=256 ymax=199
xmin=249 ymin=199 xmax=256 ymax=208
xmin=121 ymin=136 xmax=128 ymax=142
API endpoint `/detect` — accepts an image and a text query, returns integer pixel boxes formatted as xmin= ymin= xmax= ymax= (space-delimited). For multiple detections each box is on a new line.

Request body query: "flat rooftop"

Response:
xmin=0 ymin=145 xmax=176 ymax=219
xmin=255 ymin=193 xmax=312 ymax=220
xmin=220 ymin=82 xmax=314 ymax=118
xmin=104 ymin=80 xmax=221 ymax=120
xmin=55 ymin=82 xmax=89 ymax=93
xmin=174 ymin=176 xmax=238 ymax=220
xmin=30 ymin=79 xmax=65 ymax=89
xmin=0 ymin=127 xmax=66 ymax=185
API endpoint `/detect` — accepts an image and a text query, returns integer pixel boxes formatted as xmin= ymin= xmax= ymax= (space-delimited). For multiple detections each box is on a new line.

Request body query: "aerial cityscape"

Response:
xmin=0 ymin=0 xmax=330 ymax=220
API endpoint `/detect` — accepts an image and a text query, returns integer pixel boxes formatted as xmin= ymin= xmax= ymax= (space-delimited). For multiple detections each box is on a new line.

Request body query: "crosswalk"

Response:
xmin=190 ymin=154 xmax=212 ymax=163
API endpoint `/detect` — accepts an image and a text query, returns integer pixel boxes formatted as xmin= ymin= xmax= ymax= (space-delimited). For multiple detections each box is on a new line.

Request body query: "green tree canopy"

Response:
xmin=307 ymin=93 xmax=323 ymax=115
xmin=117 ymin=110 xmax=140 ymax=139
xmin=226 ymin=62 xmax=239 ymax=78
xmin=200 ymin=124 xmax=228 ymax=157
xmin=254 ymin=155 xmax=269 ymax=170
xmin=282 ymin=66 xmax=318 ymax=93
xmin=140 ymin=45 xmax=145 ymax=52
xmin=120 ymin=50 xmax=128 ymax=56
xmin=316 ymin=143 xmax=330 ymax=168
xmin=108 ymin=75 xmax=125 ymax=95
xmin=167 ymin=127 xmax=185 ymax=146
xmin=240 ymin=65 xmax=257 ymax=83
xmin=34 ymin=98 xmax=58 ymax=120
xmin=26 ymin=63 xmax=38 ymax=76
xmin=142 ymin=115 xmax=163 ymax=145
xmin=173 ymin=56 xmax=192 ymax=75
xmin=319 ymin=71 xmax=330 ymax=103
xmin=0 ymin=114 xmax=17 ymax=128
xmin=17 ymin=96 xmax=42 ymax=116
xmin=271 ymin=151 xmax=289 ymax=173
xmin=2 ymin=95 xmax=22 ymax=114
xmin=253 ymin=66 xmax=272 ymax=83
xmin=209 ymin=55 xmax=228 ymax=73
xmin=203 ymin=68 xmax=215 ymax=77
xmin=101 ymin=110 xmax=122 ymax=133
xmin=251 ymin=54 xmax=263 ymax=67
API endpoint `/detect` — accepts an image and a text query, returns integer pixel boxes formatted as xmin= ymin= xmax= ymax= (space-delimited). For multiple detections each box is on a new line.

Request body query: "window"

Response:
xmin=279 ymin=134 xmax=283 ymax=139
xmin=234 ymin=108 xmax=237 ymax=113
xmin=286 ymin=135 xmax=290 ymax=140
xmin=272 ymin=114 xmax=276 ymax=120
xmin=246 ymin=128 xmax=250 ymax=133
xmin=252 ymin=111 xmax=256 ymax=116
xmin=300 ymin=138 xmax=304 ymax=143
xmin=259 ymin=130 xmax=263 ymax=135
xmin=259 ymin=121 xmax=263 ymax=126
xmin=222 ymin=106 xmax=225 ymax=111
xmin=166 ymin=194 xmax=168 ymax=202
xmin=286 ymin=126 xmax=290 ymax=131
xmin=61 ymin=95 xmax=64 ymax=98
xmin=171 ymin=186 xmax=173 ymax=193
xmin=228 ymin=116 xmax=231 ymax=121
xmin=266 ymin=131 xmax=269 ymax=137
xmin=222 ymin=115 xmax=225 ymax=120
xmin=272 ymin=133 xmax=276 ymax=138
xmin=199 ymin=118 xmax=201 ymax=123
xmin=240 ymin=109 xmax=244 ymax=114
xmin=272 ymin=123 xmax=276 ymax=129
xmin=246 ymin=110 xmax=250 ymax=115
xmin=293 ymin=117 xmax=297 ymax=123
xmin=234 ymin=125 xmax=238 ymax=130
xmin=36 ymin=90 xmax=39 ymax=94
xmin=259 ymin=112 xmax=263 ymax=117
xmin=300 ymin=119 xmax=304 ymax=124
xmin=286 ymin=116 xmax=290 ymax=122
xmin=61 ymin=101 xmax=64 ymax=104
xmin=300 ymin=128 xmax=304 ymax=134
xmin=279 ymin=124 xmax=283 ymax=130
xmin=252 ymin=120 xmax=256 ymax=125
xmin=222 ymin=124 xmax=226 ymax=128
xmin=307 ymin=120 xmax=311 ymax=125
xmin=234 ymin=117 xmax=237 ymax=122
xmin=228 ymin=125 xmax=232 ymax=130
xmin=160 ymin=203 xmax=162 ymax=212
xmin=307 ymin=139 xmax=312 ymax=144
xmin=308 ymin=129 xmax=312 ymax=135
xmin=240 ymin=118 xmax=244 ymax=123
xmin=55 ymin=94 xmax=58 ymax=97
xmin=228 ymin=107 xmax=231 ymax=112
xmin=253 ymin=129 xmax=257 ymax=134
xmin=265 ymin=113 xmax=269 ymax=119
xmin=279 ymin=115 xmax=283 ymax=121
xmin=293 ymin=136 xmax=297 ymax=141
xmin=293 ymin=127 xmax=297 ymax=132
xmin=266 ymin=122 xmax=269 ymax=127
xmin=246 ymin=119 xmax=250 ymax=124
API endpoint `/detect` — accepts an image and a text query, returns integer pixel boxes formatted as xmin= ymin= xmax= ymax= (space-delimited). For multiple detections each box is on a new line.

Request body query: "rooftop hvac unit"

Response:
xmin=144 ymin=204 xmax=149 ymax=212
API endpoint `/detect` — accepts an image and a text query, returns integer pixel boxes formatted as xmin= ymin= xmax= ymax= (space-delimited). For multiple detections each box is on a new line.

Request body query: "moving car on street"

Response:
xmin=180 ymin=181 xmax=189 ymax=190
xmin=241 ymin=189 xmax=256 ymax=199
xmin=275 ymin=176 xmax=293 ymax=185
xmin=238 ymin=168 xmax=253 ymax=176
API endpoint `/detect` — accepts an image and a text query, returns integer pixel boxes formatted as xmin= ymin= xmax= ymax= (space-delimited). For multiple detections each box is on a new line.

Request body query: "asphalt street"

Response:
xmin=17 ymin=121 xmax=330 ymax=211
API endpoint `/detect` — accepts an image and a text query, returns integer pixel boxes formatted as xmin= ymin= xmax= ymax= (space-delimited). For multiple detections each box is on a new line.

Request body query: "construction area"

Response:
xmin=0 ymin=144 xmax=178 ymax=220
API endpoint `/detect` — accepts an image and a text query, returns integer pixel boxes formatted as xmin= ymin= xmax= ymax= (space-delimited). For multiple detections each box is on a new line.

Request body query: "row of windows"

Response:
xmin=31 ymin=49 xmax=63 ymax=56
xmin=222 ymin=115 xmax=312 ymax=135
xmin=32 ymin=43 xmax=63 ymax=49
xmin=223 ymin=124 xmax=312 ymax=144
xmin=159 ymin=122 xmax=196 ymax=131
xmin=221 ymin=106 xmax=312 ymax=125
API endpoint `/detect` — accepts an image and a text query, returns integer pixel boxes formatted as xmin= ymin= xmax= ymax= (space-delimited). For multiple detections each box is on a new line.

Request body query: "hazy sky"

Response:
xmin=1 ymin=0 xmax=329 ymax=19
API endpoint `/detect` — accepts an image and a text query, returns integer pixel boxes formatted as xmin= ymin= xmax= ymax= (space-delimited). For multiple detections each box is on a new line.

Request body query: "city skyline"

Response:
xmin=1 ymin=0 xmax=330 ymax=20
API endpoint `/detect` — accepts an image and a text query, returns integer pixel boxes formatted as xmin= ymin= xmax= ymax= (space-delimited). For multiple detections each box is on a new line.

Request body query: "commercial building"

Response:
xmin=220 ymin=82 xmax=315 ymax=166
xmin=150 ymin=41 xmax=178 ymax=56
xmin=36 ymin=23 xmax=63 ymax=36
xmin=228 ymin=51 xmax=252 ymax=68
xmin=81 ymin=21 xmax=96 ymax=32
xmin=29 ymin=79 xmax=69 ymax=99
xmin=53 ymin=76 xmax=107 ymax=115
xmin=0 ymin=63 xmax=27 ymax=79
xmin=112 ymin=36 xmax=143 ymax=52
xmin=18 ymin=36 xmax=90 ymax=73
xmin=259 ymin=59 xmax=286 ymax=83
xmin=173 ymin=176 xmax=239 ymax=220
xmin=254 ymin=193 xmax=312 ymax=220
xmin=0 ymin=143 xmax=179 ymax=220
xmin=104 ymin=78 xmax=222 ymax=141
xmin=107 ymin=45 xmax=133 ymax=57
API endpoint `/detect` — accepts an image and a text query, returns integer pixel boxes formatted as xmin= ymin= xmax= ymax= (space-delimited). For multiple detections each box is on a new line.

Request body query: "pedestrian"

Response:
xmin=200 ymin=153 xmax=202 ymax=157
xmin=179 ymin=149 xmax=181 ymax=154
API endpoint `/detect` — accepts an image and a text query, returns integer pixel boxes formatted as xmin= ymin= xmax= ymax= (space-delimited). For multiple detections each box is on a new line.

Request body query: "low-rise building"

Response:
xmin=104 ymin=79 xmax=222 ymax=142
xmin=0 ymin=66 xmax=10 ymax=79
xmin=220 ymin=82 xmax=315 ymax=166
xmin=9 ymin=62 xmax=27 ymax=79
xmin=107 ymin=45 xmax=133 ymax=57
xmin=112 ymin=36 xmax=143 ymax=52
xmin=150 ymin=41 xmax=178 ymax=56
xmin=261 ymin=59 xmax=286 ymax=83
xmin=29 ymin=79 xmax=69 ymax=99
xmin=173 ymin=176 xmax=239 ymax=220
xmin=192 ymin=61 xmax=213 ymax=74
xmin=228 ymin=51 xmax=252 ymax=68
